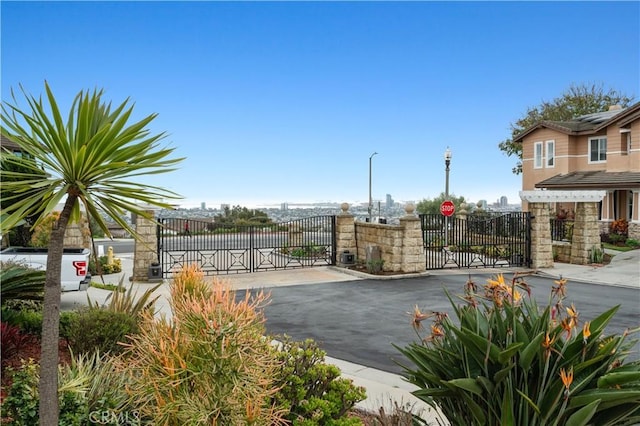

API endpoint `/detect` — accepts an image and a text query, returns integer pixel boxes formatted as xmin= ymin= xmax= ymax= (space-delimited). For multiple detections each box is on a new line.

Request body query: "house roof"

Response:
xmin=513 ymin=102 xmax=640 ymax=142
xmin=1 ymin=134 xmax=21 ymax=151
xmin=535 ymin=171 xmax=640 ymax=190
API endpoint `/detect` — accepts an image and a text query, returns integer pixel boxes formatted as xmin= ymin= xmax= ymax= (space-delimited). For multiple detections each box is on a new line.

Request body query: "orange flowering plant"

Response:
xmin=397 ymin=273 xmax=640 ymax=426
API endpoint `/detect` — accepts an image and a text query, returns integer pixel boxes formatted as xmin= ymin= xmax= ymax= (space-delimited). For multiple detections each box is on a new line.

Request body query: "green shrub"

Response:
xmin=609 ymin=233 xmax=626 ymax=245
xmin=397 ymin=273 xmax=640 ymax=426
xmin=1 ymin=304 xmax=43 ymax=335
xmin=89 ymin=255 xmax=122 ymax=275
xmin=1 ymin=359 xmax=87 ymax=425
xmin=89 ymin=281 xmax=126 ymax=292
xmin=12 ymin=309 xmax=43 ymax=336
xmin=626 ymin=239 xmax=640 ymax=248
xmin=59 ymin=311 xmax=79 ymax=342
xmin=0 ymin=262 xmax=45 ymax=303
xmin=1 ymin=359 xmax=40 ymax=425
xmin=366 ymin=259 xmax=385 ymax=274
xmin=272 ymin=337 xmax=366 ymax=425
xmin=0 ymin=305 xmax=76 ymax=342
xmin=67 ymin=308 xmax=139 ymax=355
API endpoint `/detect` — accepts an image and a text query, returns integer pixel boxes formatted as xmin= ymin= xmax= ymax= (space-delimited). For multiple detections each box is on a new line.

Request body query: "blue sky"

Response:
xmin=2 ymin=1 xmax=638 ymax=209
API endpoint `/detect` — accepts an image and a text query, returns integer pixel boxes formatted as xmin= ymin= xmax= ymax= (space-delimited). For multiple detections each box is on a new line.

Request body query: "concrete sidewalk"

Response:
xmin=61 ymin=249 xmax=638 ymax=424
xmin=534 ymin=248 xmax=640 ymax=289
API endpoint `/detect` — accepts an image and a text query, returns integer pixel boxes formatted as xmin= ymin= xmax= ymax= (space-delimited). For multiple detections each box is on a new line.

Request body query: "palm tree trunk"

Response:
xmin=39 ymin=195 xmax=76 ymax=426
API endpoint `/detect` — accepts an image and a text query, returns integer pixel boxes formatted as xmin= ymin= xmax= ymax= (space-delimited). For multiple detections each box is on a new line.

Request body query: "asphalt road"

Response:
xmin=248 ymin=274 xmax=640 ymax=374
xmin=93 ymin=239 xmax=135 ymax=254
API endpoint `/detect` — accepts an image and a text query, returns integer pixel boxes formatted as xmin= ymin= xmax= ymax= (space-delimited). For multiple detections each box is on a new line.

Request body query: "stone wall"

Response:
xmin=355 ymin=222 xmax=404 ymax=272
xmin=552 ymin=241 xmax=572 ymax=263
xmin=629 ymin=222 xmax=640 ymax=242
xmin=343 ymin=204 xmax=425 ymax=273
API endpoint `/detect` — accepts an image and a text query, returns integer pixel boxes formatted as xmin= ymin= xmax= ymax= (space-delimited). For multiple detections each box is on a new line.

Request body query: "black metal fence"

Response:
xmin=420 ymin=212 xmax=531 ymax=269
xmin=550 ymin=219 xmax=574 ymax=242
xmin=157 ymin=216 xmax=336 ymax=276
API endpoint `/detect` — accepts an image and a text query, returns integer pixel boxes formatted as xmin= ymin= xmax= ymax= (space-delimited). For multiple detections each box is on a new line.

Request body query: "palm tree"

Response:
xmin=1 ymin=82 xmax=183 ymax=425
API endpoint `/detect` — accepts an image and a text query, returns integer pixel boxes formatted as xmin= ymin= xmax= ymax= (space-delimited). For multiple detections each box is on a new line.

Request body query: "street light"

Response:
xmin=368 ymin=151 xmax=378 ymax=223
xmin=444 ymin=147 xmax=452 ymax=247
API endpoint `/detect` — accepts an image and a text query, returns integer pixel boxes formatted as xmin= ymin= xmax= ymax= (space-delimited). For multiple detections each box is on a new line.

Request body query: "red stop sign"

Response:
xmin=440 ymin=200 xmax=455 ymax=217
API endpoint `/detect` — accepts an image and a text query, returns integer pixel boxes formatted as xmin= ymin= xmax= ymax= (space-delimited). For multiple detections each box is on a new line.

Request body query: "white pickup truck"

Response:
xmin=0 ymin=247 xmax=91 ymax=292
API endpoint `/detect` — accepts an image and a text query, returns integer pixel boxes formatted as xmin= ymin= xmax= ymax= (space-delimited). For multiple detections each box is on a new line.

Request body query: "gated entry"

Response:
xmin=157 ymin=216 xmax=336 ymax=276
xmin=420 ymin=212 xmax=531 ymax=269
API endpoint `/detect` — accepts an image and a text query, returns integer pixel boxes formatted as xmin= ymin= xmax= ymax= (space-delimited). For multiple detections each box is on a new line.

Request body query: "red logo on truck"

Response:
xmin=73 ymin=261 xmax=87 ymax=276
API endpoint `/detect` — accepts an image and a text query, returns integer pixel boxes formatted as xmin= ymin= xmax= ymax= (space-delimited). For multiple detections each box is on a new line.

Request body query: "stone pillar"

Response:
xmin=63 ymin=213 xmax=91 ymax=249
xmin=529 ymin=202 xmax=553 ymax=269
xmin=398 ymin=204 xmax=426 ymax=273
xmin=132 ymin=209 xmax=159 ymax=282
xmin=630 ymin=190 xmax=640 ymax=242
xmin=570 ymin=202 xmax=601 ymax=265
xmin=335 ymin=203 xmax=356 ymax=265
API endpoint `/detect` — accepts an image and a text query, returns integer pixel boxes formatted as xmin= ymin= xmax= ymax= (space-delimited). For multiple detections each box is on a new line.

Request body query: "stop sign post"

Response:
xmin=440 ymin=200 xmax=455 ymax=217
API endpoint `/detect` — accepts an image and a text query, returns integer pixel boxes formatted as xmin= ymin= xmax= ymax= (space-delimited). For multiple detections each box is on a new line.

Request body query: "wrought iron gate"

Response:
xmin=157 ymin=216 xmax=336 ymax=276
xmin=421 ymin=212 xmax=531 ymax=270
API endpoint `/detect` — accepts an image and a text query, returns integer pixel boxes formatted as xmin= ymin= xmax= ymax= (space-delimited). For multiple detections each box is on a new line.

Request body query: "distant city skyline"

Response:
xmin=2 ymin=2 xmax=637 ymax=208
xmin=181 ymin=194 xmax=517 ymax=210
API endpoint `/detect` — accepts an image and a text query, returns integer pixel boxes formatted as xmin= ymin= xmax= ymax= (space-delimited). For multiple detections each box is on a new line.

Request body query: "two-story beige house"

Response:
xmin=515 ymin=102 xmax=640 ymax=241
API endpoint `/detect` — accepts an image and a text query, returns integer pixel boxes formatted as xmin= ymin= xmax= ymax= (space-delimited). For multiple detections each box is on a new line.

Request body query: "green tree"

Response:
xmin=499 ymin=83 xmax=634 ymax=175
xmin=416 ymin=192 xmax=466 ymax=215
xmin=88 ymin=214 xmax=106 ymax=238
xmin=1 ymin=82 xmax=183 ymax=425
xmin=215 ymin=204 xmax=272 ymax=226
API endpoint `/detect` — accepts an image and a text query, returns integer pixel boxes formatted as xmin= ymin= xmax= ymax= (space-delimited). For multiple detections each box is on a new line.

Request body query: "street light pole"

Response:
xmin=444 ymin=147 xmax=452 ymax=247
xmin=368 ymin=151 xmax=378 ymax=223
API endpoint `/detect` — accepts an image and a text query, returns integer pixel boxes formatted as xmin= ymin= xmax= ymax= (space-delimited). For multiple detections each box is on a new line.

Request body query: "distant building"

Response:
xmin=500 ymin=196 xmax=508 ymax=208
xmin=281 ymin=202 xmax=288 ymax=211
xmin=220 ymin=204 xmax=230 ymax=211
xmin=478 ymin=200 xmax=488 ymax=210
xmin=201 ymin=202 xmax=206 ymax=210
xmin=386 ymin=194 xmax=394 ymax=208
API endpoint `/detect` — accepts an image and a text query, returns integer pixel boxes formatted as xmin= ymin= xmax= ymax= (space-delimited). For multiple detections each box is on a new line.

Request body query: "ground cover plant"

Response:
xmin=397 ymin=273 xmax=640 ymax=425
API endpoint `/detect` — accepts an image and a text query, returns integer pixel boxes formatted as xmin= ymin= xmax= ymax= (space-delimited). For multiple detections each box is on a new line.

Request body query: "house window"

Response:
xmin=621 ymin=128 xmax=631 ymax=155
xmin=534 ymin=142 xmax=543 ymax=169
xmin=546 ymin=140 xmax=555 ymax=167
xmin=589 ymin=136 xmax=607 ymax=163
